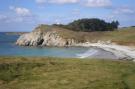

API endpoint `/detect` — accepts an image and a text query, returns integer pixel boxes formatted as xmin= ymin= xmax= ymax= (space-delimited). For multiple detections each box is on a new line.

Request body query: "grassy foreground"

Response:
xmin=0 ymin=57 xmax=135 ymax=89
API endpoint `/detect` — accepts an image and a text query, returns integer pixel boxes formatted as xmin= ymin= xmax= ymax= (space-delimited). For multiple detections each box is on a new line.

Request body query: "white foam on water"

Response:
xmin=76 ymin=49 xmax=98 ymax=58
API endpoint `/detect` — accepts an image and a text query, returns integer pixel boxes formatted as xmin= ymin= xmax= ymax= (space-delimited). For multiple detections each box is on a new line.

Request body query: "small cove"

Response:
xmin=0 ymin=33 xmax=117 ymax=59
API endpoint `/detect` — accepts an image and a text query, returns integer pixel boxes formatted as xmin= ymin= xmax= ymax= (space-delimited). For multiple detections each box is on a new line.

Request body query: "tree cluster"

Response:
xmin=53 ymin=18 xmax=119 ymax=32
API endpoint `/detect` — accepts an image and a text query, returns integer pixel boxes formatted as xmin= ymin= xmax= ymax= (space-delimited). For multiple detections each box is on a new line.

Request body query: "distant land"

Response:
xmin=5 ymin=32 xmax=28 ymax=35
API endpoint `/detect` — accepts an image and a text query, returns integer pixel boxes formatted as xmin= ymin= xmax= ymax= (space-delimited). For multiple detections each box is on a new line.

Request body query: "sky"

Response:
xmin=0 ymin=0 xmax=135 ymax=32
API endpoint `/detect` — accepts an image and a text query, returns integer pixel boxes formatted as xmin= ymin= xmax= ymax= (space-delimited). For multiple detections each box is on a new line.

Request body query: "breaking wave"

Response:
xmin=76 ymin=49 xmax=98 ymax=58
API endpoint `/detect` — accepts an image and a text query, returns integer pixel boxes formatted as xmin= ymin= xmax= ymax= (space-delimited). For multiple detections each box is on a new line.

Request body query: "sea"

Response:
xmin=0 ymin=32 xmax=117 ymax=59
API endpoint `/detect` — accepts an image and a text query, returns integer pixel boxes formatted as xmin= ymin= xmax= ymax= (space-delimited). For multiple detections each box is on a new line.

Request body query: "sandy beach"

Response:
xmin=76 ymin=41 xmax=135 ymax=61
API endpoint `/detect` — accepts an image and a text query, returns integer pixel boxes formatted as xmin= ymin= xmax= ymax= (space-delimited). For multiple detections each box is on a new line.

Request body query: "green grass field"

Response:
xmin=0 ymin=57 xmax=135 ymax=89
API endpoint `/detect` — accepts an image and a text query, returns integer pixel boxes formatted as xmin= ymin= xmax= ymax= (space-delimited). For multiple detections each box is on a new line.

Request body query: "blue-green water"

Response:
xmin=0 ymin=33 xmax=87 ymax=57
xmin=0 ymin=33 xmax=117 ymax=59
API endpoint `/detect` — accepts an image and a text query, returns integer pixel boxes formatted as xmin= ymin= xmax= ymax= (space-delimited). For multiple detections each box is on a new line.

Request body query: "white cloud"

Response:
xmin=9 ymin=6 xmax=31 ymax=16
xmin=0 ymin=15 xmax=7 ymax=20
xmin=36 ymin=0 xmax=46 ymax=4
xmin=35 ymin=0 xmax=112 ymax=8
xmin=72 ymin=9 xmax=80 ymax=15
xmin=107 ymin=6 xmax=135 ymax=25
xmin=49 ymin=0 xmax=79 ymax=4
xmin=113 ymin=7 xmax=135 ymax=14
xmin=84 ymin=0 xmax=111 ymax=7
xmin=1 ymin=6 xmax=37 ymax=23
xmin=0 ymin=14 xmax=22 ymax=23
xmin=36 ymin=0 xmax=79 ymax=4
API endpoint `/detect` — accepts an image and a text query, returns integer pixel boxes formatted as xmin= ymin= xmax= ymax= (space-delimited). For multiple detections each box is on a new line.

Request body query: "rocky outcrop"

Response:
xmin=16 ymin=26 xmax=79 ymax=47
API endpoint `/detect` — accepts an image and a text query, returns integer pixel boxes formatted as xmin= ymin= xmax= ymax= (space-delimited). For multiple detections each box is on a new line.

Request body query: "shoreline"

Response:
xmin=14 ymin=41 xmax=135 ymax=61
xmin=75 ymin=41 xmax=135 ymax=61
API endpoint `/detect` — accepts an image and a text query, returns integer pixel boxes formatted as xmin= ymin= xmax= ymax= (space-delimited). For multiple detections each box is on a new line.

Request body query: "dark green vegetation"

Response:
xmin=53 ymin=18 xmax=119 ymax=32
xmin=0 ymin=57 xmax=135 ymax=89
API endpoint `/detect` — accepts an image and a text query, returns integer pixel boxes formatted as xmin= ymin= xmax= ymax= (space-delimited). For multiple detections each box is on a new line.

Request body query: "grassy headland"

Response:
xmin=76 ymin=27 xmax=135 ymax=46
xmin=0 ymin=57 xmax=135 ymax=89
xmin=83 ymin=27 xmax=135 ymax=46
xmin=36 ymin=25 xmax=135 ymax=46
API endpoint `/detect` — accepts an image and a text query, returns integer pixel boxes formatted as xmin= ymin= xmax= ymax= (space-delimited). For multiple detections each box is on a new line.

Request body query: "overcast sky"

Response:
xmin=0 ymin=0 xmax=135 ymax=32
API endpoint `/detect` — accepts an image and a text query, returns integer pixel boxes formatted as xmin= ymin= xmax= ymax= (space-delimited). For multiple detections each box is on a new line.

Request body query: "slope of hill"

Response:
xmin=16 ymin=24 xmax=135 ymax=46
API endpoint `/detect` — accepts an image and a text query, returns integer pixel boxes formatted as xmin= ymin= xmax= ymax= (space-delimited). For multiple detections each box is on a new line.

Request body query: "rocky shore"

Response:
xmin=16 ymin=25 xmax=135 ymax=61
xmin=16 ymin=25 xmax=80 ymax=47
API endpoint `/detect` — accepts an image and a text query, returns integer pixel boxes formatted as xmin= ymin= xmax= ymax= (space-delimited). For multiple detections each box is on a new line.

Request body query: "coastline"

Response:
xmin=5 ymin=32 xmax=28 ymax=35
xmin=2 ymin=31 xmax=135 ymax=60
xmin=75 ymin=41 xmax=135 ymax=61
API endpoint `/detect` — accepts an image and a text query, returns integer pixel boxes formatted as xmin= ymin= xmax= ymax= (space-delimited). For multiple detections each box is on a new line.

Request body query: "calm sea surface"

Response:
xmin=0 ymin=33 xmax=117 ymax=59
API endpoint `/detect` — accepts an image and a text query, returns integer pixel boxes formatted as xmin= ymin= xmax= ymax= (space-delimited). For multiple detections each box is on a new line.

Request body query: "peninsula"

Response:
xmin=16 ymin=18 xmax=135 ymax=60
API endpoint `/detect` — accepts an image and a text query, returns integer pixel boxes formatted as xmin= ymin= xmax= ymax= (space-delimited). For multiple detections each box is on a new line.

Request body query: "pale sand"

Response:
xmin=75 ymin=42 xmax=135 ymax=61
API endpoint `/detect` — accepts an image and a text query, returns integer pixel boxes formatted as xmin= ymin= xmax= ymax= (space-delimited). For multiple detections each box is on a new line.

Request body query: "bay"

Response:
xmin=0 ymin=33 xmax=117 ymax=59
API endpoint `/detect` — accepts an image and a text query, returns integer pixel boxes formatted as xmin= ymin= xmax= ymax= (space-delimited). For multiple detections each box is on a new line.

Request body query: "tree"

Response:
xmin=111 ymin=21 xmax=119 ymax=29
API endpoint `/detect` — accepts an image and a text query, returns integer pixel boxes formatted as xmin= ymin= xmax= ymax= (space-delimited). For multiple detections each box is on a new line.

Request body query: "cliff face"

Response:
xmin=16 ymin=26 xmax=79 ymax=47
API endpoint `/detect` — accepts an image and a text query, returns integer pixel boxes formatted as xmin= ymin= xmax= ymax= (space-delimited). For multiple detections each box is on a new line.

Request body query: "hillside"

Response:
xmin=56 ymin=26 xmax=135 ymax=46
xmin=16 ymin=24 xmax=135 ymax=46
xmin=16 ymin=25 xmax=85 ymax=46
xmin=85 ymin=27 xmax=135 ymax=46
